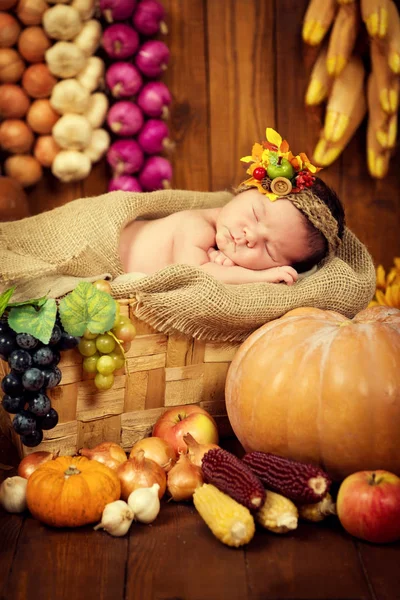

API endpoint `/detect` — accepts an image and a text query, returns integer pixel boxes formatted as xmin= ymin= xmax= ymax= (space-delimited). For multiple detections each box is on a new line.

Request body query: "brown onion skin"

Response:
xmin=16 ymin=0 xmax=48 ymax=26
xmin=4 ymin=154 xmax=43 ymax=187
xmin=0 ymin=0 xmax=18 ymax=9
xmin=0 ymin=84 xmax=30 ymax=118
xmin=116 ymin=455 xmax=167 ymax=501
xmin=129 ymin=437 xmax=177 ymax=472
xmin=0 ymin=48 xmax=25 ymax=84
xmin=0 ymin=176 xmax=30 ymax=221
xmin=34 ymin=135 xmax=60 ymax=167
xmin=22 ymin=63 xmax=57 ymax=98
xmin=0 ymin=119 xmax=34 ymax=153
xmin=0 ymin=12 xmax=21 ymax=48
xmin=18 ymin=26 xmax=51 ymax=63
xmin=27 ymin=99 xmax=59 ymax=134
xmin=17 ymin=451 xmax=55 ymax=479
xmin=79 ymin=442 xmax=128 ymax=470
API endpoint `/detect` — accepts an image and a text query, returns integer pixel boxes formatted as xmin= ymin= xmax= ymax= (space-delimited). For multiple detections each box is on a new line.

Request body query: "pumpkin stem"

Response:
xmin=64 ymin=466 xmax=81 ymax=478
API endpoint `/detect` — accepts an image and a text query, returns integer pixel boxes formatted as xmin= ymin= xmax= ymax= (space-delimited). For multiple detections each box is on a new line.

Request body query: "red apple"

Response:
xmin=337 ymin=470 xmax=400 ymax=543
xmin=152 ymin=406 xmax=219 ymax=454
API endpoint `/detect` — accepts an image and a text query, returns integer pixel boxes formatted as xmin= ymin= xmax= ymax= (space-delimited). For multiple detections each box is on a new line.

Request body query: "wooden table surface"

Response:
xmin=1 ymin=434 xmax=399 ymax=600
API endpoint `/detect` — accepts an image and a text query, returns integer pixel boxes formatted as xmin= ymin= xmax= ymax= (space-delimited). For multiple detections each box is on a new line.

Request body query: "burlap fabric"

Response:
xmin=0 ymin=189 xmax=376 ymax=342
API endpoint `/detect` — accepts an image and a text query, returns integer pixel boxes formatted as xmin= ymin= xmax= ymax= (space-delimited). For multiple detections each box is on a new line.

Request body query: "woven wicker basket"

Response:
xmin=0 ymin=300 xmax=240 ymax=458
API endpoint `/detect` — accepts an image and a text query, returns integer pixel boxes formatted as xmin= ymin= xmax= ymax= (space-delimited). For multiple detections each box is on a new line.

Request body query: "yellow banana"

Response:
xmin=324 ymin=57 xmax=365 ymax=142
xmin=361 ymin=0 xmax=390 ymax=38
xmin=367 ymin=73 xmax=398 ymax=149
xmin=303 ymin=0 xmax=337 ymax=46
xmin=326 ymin=3 xmax=360 ymax=76
xmin=386 ymin=1 xmax=400 ymax=73
xmin=367 ymin=115 xmax=391 ymax=178
xmin=370 ymin=39 xmax=400 ymax=114
xmin=313 ymin=89 xmax=367 ymax=166
xmin=305 ymin=45 xmax=332 ymax=105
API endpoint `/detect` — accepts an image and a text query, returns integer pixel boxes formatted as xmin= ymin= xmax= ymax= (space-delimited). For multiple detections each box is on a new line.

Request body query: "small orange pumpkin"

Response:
xmin=225 ymin=306 xmax=400 ymax=481
xmin=26 ymin=456 xmax=121 ymax=527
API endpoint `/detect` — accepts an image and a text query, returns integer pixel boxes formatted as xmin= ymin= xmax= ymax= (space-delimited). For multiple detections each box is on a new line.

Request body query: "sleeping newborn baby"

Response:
xmin=119 ymin=177 xmax=345 ymax=286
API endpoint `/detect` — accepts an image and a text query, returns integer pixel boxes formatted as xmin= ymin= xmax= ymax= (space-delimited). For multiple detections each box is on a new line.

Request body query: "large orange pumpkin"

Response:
xmin=26 ymin=456 xmax=121 ymax=527
xmin=225 ymin=306 xmax=400 ymax=481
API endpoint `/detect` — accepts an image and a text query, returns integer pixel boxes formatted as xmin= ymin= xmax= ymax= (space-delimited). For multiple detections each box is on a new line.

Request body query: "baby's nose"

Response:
xmin=244 ymin=227 xmax=257 ymax=247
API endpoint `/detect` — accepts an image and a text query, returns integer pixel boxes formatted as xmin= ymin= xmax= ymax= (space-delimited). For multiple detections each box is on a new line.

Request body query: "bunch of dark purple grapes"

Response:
xmin=0 ymin=315 xmax=80 ymax=448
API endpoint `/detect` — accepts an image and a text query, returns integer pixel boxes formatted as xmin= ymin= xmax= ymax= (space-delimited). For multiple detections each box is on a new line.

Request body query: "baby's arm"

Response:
xmin=200 ymin=263 xmax=298 ymax=285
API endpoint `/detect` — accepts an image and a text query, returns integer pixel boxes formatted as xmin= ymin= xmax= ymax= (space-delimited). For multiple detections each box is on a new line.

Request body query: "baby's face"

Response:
xmin=215 ymin=189 xmax=310 ymax=270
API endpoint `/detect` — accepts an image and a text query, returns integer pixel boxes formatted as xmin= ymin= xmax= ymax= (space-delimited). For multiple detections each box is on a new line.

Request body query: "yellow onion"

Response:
xmin=166 ymin=453 xmax=203 ymax=501
xmin=4 ymin=155 xmax=42 ymax=187
xmin=79 ymin=442 xmax=127 ymax=470
xmin=183 ymin=433 xmax=220 ymax=467
xmin=17 ymin=451 xmax=57 ymax=479
xmin=116 ymin=449 xmax=166 ymax=501
xmin=129 ymin=437 xmax=176 ymax=472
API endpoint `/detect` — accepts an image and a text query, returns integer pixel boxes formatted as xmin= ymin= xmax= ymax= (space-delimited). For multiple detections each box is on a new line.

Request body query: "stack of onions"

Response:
xmin=101 ymin=0 xmax=173 ymax=192
xmin=40 ymin=0 xmax=111 ymax=182
xmin=0 ymin=0 xmax=52 ymax=188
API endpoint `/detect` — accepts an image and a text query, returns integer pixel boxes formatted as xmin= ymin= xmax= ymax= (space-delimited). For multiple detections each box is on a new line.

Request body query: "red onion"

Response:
xmin=132 ymin=0 xmax=167 ymax=36
xmin=102 ymin=24 xmax=139 ymax=59
xmin=107 ymin=101 xmax=144 ymax=136
xmin=105 ymin=62 xmax=143 ymax=98
xmin=108 ymin=175 xmax=142 ymax=192
xmin=135 ymin=40 xmax=170 ymax=78
xmin=137 ymin=82 xmax=172 ymax=119
xmin=139 ymin=156 xmax=172 ymax=191
xmin=107 ymin=139 xmax=144 ymax=175
xmin=137 ymin=119 xmax=173 ymax=155
xmin=100 ymin=0 xmax=136 ymax=23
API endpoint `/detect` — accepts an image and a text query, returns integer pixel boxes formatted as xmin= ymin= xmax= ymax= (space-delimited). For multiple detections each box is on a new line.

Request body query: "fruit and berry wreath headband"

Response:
xmin=239 ymin=127 xmax=341 ymax=252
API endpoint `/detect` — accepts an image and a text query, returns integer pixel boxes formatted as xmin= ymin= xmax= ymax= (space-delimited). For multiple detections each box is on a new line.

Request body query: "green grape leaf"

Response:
xmin=8 ymin=299 xmax=57 ymax=344
xmin=0 ymin=287 xmax=15 ymax=318
xmin=59 ymin=281 xmax=116 ymax=337
xmin=8 ymin=295 xmax=48 ymax=308
xmin=268 ymin=152 xmax=279 ymax=166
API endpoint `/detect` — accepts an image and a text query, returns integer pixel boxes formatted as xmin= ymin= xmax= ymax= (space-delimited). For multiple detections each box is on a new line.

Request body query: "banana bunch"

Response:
xmin=303 ymin=0 xmax=400 ymax=178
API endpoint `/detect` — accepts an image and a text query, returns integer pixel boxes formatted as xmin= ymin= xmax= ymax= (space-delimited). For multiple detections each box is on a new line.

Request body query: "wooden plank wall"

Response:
xmin=24 ymin=0 xmax=400 ymax=269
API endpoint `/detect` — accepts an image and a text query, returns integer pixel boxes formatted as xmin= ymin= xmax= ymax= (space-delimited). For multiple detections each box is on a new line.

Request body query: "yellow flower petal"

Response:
xmin=252 ymin=143 xmax=263 ymax=160
xmin=375 ymin=289 xmax=388 ymax=306
xmin=368 ymin=300 xmax=380 ymax=307
xmin=240 ymin=155 xmax=255 ymax=163
xmin=376 ymin=265 xmax=386 ymax=289
xmin=266 ymin=128 xmax=282 ymax=148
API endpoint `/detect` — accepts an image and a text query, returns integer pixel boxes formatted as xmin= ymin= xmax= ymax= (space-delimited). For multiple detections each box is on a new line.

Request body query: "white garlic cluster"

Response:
xmin=40 ymin=0 xmax=110 ymax=182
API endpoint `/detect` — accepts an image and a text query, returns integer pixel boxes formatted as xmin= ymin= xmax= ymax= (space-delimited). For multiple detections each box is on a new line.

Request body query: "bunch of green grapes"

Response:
xmin=77 ymin=281 xmax=136 ymax=391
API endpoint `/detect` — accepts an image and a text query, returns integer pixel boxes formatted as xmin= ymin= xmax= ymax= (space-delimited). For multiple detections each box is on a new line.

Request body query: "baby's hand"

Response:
xmin=207 ymin=247 xmax=236 ymax=267
xmin=262 ymin=266 xmax=298 ymax=286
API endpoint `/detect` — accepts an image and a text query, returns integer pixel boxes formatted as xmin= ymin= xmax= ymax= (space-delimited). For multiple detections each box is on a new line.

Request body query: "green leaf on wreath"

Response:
xmin=0 ymin=287 xmax=15 ymax=319
xmin=59 ymin=281 xmax=116 ymax=337
xmin=8 ymin=295 xmax=48 ymax=308
xmin=8 ymin=299 xmax=57 ymax=344
xmin=268 ymin=152 xmax=279 ymax=166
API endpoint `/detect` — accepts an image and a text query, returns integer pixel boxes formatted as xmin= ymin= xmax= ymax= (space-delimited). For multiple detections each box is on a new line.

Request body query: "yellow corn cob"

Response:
xmin=370 ymin=39 xmax=400 ymax=114
xmin=367 ymin=114 xmax=391 ymax=178
xmin=303 ymin=0 xmax=337 ymax=46
xmin=386 ymin=1 xmax=400 ymax=74
xmin=193 ymin=484 xmax=255 ymax=548
xmin=313 ymin=89 xmax=367 ymax=166
xmin=326 ymin=3 xmax=359 ymax=76
xmin=367 ymin=73 xmax=398 ymax=149
xmin=361 ymin=0 xmax=389 ymax=38
xmin=305 ymin=45 xmax=332 ymax=105
xmin=256 ymin=490 xmax=298 ymax=534
xmin=324 ymin=56 xmax=366 ymax=142
xmin=298 ymin=493 xmax=336 ymax=522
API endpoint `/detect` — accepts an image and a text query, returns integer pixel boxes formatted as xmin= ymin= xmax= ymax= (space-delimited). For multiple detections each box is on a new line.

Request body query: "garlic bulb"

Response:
xmin=83 ymin=92 xmax=108 ymax=127
xmin=84 ymin=128 xmax=110 ymax=162
xmin=45 ymin=41 xmax=87 ymax=78
xmin=94 ymin=500 xmax=134 ymax=537
xmin=76 ymin=56 xmax=105 ymax=92
xmin=73 ymin=19 xmax=101 ymax=56
xmin=71 ymin=0 xmax=95 ymax=20
xmin=0 ymin=476 xmax=27 ymax=513
xmin=43 ymin=5 xmax=82 ymax=40
xmin=52 ymin=113 xmax=92 ymax=150
xmin=127 ymin=483 xmax=160 ymax=524
xmin=51 ymin=149 xmax=91 ymax=181
xmin=50 ymin=78 xmax=90 ymax=114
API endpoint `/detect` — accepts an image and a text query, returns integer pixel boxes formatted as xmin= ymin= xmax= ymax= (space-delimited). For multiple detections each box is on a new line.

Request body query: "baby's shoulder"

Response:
xmin=174 ymin=209 xmax=215 ymax=247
